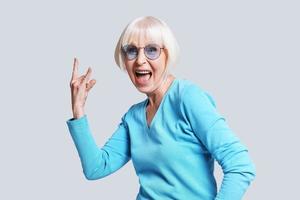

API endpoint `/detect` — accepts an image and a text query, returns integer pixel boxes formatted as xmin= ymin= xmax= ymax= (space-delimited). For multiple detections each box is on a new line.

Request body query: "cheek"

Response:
xmin=124 ymin=61 xmax=133 ymax=72
xmin=152 ymin=53 xmax=168 ymax=74
xmin=125 ymin=63 xmax=137 ymax=80
xmin=152 ymin=60 xmax=167 ymax=74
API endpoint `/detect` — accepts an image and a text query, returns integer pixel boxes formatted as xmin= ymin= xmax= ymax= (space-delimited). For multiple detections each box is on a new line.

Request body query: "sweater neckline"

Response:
xmin=143 ymin=78 xmax=178 ymax=131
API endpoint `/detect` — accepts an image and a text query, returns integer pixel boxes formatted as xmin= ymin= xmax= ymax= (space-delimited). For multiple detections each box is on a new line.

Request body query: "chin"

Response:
xmin=135 ymin=84 xmax=152 ymax=94
xmin=128 ymin=73 xmax=157 ymax=95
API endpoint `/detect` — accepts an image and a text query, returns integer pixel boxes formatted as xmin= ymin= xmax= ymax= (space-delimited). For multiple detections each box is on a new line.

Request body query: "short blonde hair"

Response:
xmin=114 ymin=16 xmax=180 ymax=70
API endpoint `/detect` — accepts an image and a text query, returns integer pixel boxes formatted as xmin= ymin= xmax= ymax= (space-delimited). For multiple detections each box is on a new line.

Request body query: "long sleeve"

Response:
xmin=180 ymin=85 xmax=256 ymax=200
xmin=66 ymin=114 xmax=131 ymax=180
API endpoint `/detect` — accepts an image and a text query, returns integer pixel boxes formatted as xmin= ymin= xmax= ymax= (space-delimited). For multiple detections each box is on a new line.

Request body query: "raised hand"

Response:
xmin=69 ymin=58 xmax=96 ymax=119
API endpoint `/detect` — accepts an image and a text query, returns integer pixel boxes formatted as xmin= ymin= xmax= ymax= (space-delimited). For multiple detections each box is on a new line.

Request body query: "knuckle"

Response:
xmin=71 ymin=83 xmax=79 ymax=89
xmin=70 ymin=81 xmax=75 ymax=87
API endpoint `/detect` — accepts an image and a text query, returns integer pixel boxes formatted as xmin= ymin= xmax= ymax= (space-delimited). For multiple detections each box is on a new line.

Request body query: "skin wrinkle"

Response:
xmin=124 ymin=35 xmax=175 ymax=127
xmin=67 ymin=16 xmax=256 ymax=199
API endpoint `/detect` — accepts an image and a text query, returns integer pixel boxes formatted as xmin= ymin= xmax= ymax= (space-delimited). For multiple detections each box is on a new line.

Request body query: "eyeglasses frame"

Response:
xmin=121 ymin=44 xmax=165 ymax=61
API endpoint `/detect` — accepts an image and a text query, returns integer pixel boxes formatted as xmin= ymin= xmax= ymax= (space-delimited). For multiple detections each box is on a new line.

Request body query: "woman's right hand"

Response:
xmin=70 ymin=58 xmax=96 ymax=119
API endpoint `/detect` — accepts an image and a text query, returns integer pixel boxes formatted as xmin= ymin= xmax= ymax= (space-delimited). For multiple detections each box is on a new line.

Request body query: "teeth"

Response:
xmin=135 ymin=70 xmax=151 ymax=74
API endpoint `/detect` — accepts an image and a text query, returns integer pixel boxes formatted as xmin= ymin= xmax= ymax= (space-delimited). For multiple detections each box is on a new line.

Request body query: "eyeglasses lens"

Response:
xmin=145 ymin=45 xmax=160 ymax=60
xmin=125 ymin=45 xmax=138 ymax=60
xmin=123 ymin=44 xmax=161 ymax=60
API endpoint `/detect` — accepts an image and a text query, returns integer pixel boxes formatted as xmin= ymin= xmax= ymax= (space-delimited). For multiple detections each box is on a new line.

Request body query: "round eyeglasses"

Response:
xmin=122 ymin=44 xmax=164 ymax=60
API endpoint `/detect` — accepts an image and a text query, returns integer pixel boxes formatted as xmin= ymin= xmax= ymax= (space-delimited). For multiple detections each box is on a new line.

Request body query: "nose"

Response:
xmin=136 ymin=48 xmax=146 ymax=65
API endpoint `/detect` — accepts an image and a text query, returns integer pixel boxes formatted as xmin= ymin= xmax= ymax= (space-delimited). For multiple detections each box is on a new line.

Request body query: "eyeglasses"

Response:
xmin=122 ymin=44 xmax=164 ymax=60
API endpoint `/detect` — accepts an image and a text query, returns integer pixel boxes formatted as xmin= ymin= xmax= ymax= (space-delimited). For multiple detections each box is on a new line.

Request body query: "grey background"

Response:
xmin=0 ymin=0 xmax=299 ymax=199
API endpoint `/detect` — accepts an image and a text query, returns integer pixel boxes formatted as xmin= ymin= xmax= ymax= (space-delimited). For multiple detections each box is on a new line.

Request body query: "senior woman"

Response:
xmin=66 ymin=16 xmax=256 ymax=200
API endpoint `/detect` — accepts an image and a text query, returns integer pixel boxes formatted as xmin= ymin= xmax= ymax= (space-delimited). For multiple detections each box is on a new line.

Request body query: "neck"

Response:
xmin=146 ymin=74 xmax=175 ymax=110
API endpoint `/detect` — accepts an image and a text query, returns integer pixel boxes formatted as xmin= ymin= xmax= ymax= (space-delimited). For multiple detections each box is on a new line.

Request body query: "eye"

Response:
xmin=123 ymin=45 xmax=137 ymax=54
xmin=122 ymin=45 xmax=138 ymax=60
xmin=127 ymin=46 xmax=137 ymax=54
xmin=145 ymin=45 xmax=159 ymax=55
xmin=147 ymin=46 xmax=158 ymax=53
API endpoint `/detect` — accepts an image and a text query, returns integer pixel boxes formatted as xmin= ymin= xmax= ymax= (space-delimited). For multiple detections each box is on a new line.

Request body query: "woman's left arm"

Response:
xmin=181 ymin=84 xmax=256 ymax=200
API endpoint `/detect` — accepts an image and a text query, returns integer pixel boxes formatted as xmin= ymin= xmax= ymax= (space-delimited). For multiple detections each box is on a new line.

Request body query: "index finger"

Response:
xmin=71 ymin=57 xmax=79 ymax=81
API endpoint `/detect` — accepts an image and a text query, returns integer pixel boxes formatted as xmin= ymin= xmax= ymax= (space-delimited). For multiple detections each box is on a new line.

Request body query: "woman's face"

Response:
xmin=124 ymin=37 xmax=168 ymax=95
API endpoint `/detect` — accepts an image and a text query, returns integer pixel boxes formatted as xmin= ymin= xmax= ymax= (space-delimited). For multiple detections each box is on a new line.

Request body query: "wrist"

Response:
xmin=72 ymin=108 xmax=85 ymax=119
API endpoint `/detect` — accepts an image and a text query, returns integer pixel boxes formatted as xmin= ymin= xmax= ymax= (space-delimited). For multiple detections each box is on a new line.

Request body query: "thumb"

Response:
xmin=86 ymin=79 xmax=96 ymax=92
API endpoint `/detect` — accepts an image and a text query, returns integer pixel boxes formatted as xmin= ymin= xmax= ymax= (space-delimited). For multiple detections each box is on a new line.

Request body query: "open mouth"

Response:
xmin=135 ymin=70 xmax=152 ymax=77
xmin=135 ymin=70 xmax=152 ymax=84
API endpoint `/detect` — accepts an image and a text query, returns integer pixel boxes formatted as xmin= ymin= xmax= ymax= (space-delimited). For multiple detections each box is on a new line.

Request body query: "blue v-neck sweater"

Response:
xmin=66 ymin=79 xmax=256 ymax=200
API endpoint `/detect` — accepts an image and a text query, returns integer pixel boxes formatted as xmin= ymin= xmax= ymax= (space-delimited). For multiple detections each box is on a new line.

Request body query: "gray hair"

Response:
xmin=114 ymin=16 xmax=180 ymax=70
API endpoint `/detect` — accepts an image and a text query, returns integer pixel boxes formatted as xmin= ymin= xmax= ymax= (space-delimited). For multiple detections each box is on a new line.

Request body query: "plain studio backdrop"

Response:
xmin=0 ymin=0 xmax=299 ymax=199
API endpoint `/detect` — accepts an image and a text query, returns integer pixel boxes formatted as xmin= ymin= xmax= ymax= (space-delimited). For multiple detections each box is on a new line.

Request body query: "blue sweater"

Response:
xmin=66 ymin=78 xmax=256 ymax=200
